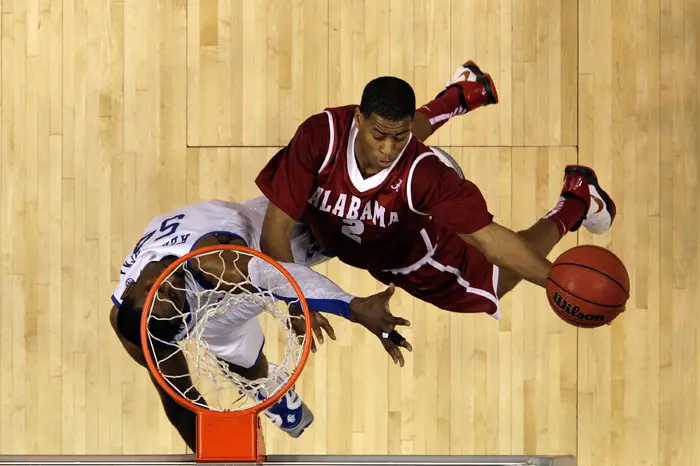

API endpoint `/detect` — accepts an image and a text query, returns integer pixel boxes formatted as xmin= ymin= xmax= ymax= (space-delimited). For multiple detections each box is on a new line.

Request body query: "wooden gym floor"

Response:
xmin=0 ymin=1 xmax=698 ymax=465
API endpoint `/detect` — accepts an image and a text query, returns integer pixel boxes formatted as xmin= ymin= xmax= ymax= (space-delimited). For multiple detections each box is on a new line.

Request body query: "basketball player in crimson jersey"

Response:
xmin=255 ymin=62 xmax=617 ymax=363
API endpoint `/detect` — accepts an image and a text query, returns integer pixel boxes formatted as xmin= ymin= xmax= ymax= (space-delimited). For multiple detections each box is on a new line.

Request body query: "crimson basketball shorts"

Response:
xmin=370 ymin=229 xmax=501 ymax=319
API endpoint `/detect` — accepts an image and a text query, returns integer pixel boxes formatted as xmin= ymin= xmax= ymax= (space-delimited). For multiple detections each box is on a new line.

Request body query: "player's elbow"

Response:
xmin=259 ymin=230 xmax=276 ymax=256
xmin=261 ymin=203 xmax=296 ymax=261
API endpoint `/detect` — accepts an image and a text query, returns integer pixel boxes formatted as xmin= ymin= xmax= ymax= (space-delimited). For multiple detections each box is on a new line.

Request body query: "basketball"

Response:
xmin=546 ymin=245 xmax=630 ymax=328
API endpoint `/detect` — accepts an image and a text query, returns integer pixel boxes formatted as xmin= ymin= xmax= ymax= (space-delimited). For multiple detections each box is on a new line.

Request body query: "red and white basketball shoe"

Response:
xmin=560 ymin=165 xmax=617 ymax=235
xmin=435 ymin=60 xmax=499 ymax=113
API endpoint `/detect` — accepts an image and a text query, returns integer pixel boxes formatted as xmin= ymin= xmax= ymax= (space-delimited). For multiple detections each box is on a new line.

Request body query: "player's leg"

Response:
xmin=149 ymin=353 xmax=199 ymax=452
xmin=223 ymin=351 xmax=269 ymax=381
xmin=109 ymin=306 xmax=200 ymax=452
xmin=372 ymin=163 xmax=617 ymax=318
xmin=496 ymin=165 xmax=617 ymax=297
xmin=414 ymin=61 xmax=499 ymax=142
xmin=202 ymin=315 xmax=314 ymax=438
xmin=494 ymin=219 xmax=561 ymax=297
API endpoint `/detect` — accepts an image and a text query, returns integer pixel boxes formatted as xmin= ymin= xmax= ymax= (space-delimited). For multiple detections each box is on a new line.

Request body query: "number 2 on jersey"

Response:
xmin=341 ymin=218 xmax=364 ymax=243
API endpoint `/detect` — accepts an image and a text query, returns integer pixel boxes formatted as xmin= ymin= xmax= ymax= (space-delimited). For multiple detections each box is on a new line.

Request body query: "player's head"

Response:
xmin=354 ymin=76 xmax=416 ymax=175
xmin=116 ymin=257 xmax=186 ymax=348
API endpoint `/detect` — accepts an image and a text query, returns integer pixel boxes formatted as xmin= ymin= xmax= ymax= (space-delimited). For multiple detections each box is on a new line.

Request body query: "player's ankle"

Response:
xmin=542 ymin=196 xmax=587 ymax=237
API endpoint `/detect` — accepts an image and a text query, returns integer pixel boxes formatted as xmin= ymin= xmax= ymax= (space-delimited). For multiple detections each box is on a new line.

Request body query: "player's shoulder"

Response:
xmin=323 ymin=104 xmax=358 ymax=122
xmin=297 ymin=105 xmax=357 ymax=135
xmin=149 ymin=200 xmax=240 ymax=223
xmin=408 ymin=143 xmax=466 ymax=181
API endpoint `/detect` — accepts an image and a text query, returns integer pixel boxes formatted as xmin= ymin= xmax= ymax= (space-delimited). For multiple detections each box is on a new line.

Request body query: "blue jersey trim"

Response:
xmin=271 ymin=293 xmax=350 ymax=320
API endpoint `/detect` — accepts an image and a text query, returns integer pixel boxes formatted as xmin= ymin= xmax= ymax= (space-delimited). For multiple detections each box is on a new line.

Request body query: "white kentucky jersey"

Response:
xmin=111 ymin=200 xmax=263 ymax=307
xmin=111 ymin=196 xmax=357 ymax=348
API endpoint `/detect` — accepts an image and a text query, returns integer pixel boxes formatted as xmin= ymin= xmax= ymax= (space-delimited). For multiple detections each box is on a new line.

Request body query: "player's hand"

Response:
xmin=349 ymin=283 xmax=413 ymax=366
xmin=289 ymin=304 xmax=336 ymax=353
xmin=349 ymin=283 xmax=409 ymax=334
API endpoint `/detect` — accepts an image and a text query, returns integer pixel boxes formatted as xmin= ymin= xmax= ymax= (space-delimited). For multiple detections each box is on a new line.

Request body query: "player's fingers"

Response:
xmin=400 ymin=339 xmax=413 ymax=352
xmin=392 ymin=316 xmax=411 ymax=327
xmin=322 ymin=319 xmax=337 ymax=340
xmin=381 ymin=336 xmax=407 ymax=367
xmin=313 ymin=323 xmax=325 ymax=345
xmin=290 ymin=320 xmax=305 ymax=339
xmin=385 ymin=346 xmax=398 ymax=365
xmin=392 ymin=347 xmax=405 ymax=367
xmin=381 ymin=284 xmax=396 ymax=309
xmin=381 ymin=339 xmax=398 ymax=364
xmin=384 ymin=329 xmax=407 ymax=347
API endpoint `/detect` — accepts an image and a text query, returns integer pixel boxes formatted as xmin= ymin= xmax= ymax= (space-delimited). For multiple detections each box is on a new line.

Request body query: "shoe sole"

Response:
xmin=464 ymin=60 xmax=499 ymax=104
xmin=564 ymin=165 xmax=617 ymax=223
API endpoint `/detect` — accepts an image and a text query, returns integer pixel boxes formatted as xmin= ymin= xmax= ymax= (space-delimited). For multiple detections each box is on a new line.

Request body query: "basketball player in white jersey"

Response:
xmin=109 ymin=197 xmax=408 ymax=452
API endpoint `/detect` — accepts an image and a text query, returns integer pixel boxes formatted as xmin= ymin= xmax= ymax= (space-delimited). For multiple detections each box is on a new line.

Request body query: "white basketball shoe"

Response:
xmin=254 ymin=364 xmax=314 ymax=438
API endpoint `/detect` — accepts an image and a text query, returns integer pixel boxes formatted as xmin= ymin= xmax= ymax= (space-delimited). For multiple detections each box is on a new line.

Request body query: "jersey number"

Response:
xmin=341 ymin=219 xmax=364 ymax=244
xmin=133 ymin=214 xmax=186 ymax=255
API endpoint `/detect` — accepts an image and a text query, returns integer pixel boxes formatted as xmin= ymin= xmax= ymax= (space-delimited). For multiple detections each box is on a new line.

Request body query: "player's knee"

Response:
xmin=159 ymin=392 xmax=197 ymax=451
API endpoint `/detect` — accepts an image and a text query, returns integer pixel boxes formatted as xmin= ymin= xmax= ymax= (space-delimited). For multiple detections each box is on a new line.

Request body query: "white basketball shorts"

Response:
xmin=197 ymin=310 xmax=265 ymax=369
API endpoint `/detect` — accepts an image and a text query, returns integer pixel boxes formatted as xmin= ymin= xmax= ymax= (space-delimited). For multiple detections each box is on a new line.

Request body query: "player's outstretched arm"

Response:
xmin=252 ymin=258 xmax=412 ymax=361
xmin=192 ymin=234 xmax=411 ymax=360
xmin=191 ymin=234 xmax=352 ymax=320
xmin=460 ymin=222 xmax=551 ymax=289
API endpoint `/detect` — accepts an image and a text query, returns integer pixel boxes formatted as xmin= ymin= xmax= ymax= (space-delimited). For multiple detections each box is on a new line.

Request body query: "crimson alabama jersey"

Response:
xmin=255 ymin=105 xmax=493 ymax=272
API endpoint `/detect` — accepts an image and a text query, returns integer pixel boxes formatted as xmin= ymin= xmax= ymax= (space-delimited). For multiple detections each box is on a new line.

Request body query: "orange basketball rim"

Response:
xmin=139 ymin=244 xmax=313 ymax=463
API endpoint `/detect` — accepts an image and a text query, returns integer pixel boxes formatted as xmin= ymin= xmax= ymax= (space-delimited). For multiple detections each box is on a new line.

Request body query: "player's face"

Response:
xmin=354 ymin=109 xmax=412 ymax=175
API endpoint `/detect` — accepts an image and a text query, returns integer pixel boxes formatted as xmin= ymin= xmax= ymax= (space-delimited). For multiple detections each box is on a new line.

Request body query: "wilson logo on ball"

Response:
xmin=552 ymin=291 xmax=604 ymax=322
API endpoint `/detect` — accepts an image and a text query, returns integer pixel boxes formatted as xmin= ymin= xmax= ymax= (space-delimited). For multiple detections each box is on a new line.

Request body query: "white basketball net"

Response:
xmin=144 ymin=247 xmax=308 ymax=413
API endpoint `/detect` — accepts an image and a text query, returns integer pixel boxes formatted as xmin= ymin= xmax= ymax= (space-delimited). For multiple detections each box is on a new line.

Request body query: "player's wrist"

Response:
xmin=347 ymin=298 xmax=365 ymax=323
xmin=348 ymin=298 xmax=358 ymax=322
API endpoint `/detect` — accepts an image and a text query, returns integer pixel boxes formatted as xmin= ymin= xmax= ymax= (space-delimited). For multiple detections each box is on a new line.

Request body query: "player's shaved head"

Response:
xmin=359 ymin=76 xmax=416 ymax=122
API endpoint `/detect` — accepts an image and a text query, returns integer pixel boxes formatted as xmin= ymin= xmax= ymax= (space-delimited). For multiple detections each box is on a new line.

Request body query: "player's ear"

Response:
xmin=121 ymin=281 xmax=136 ymax=300
xmin=354 ymin=107 xmax=363 ymax=127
